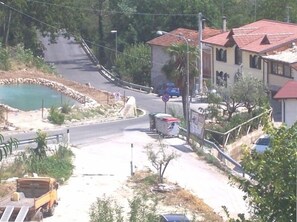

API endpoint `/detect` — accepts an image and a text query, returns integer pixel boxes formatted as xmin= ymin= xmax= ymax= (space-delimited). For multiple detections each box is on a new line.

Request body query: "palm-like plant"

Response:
xmin=162 ymin=43 xmax=199 ymax=120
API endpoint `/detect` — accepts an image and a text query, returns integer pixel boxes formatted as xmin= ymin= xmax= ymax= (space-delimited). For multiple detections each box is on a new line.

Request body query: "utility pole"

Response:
xmin=198 ymin=12 xmax=203 ymax=95
xmin=286 ymin=4 xmax=291 ymax=23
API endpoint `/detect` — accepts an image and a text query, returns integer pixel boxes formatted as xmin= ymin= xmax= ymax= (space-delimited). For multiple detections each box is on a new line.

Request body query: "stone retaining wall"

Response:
xmin=0 ymin=78 xmax=98 ymax=109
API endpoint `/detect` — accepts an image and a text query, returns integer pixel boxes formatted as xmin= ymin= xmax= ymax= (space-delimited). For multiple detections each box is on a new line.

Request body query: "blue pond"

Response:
xmin=0 ymin=84 xmax=78 ymax=111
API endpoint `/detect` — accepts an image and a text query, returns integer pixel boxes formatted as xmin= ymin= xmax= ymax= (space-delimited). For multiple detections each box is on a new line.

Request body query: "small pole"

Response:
xmin=67 ymin=129 xmax=70 ymax=146
xmin=164 ymin=102 xmax=167 ymax=113
xmin=130 ymin=143 xmax=134 ymax=176
xmin=42 ymin=99 xmax=44 ymax=119
xmin=124 ymin=91 xmax=126 ymax=106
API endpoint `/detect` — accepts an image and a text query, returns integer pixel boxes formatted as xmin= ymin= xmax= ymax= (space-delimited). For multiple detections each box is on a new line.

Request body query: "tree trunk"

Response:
xmin=4 ymin=10 xmax=12 ymax=47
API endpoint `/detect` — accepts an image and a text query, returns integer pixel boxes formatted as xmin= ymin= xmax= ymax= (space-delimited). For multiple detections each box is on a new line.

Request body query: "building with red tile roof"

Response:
xmin=274 ymin=80 xmax=297 ymax=99
xmin=201 ymin=19 xmax=297 ymax=89
xmin=273 ymin=80 xmax=297 ymax=126
xmin=147 ymin=27 xmax=221 ymax=91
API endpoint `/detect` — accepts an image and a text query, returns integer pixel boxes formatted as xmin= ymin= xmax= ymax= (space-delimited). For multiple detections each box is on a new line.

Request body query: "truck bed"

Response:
xmin=0 ymin=195 xmax=35 ymax=209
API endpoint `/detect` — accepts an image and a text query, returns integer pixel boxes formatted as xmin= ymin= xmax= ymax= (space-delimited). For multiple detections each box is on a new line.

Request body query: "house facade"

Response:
xmin=274 ymin=80 xmax=297 ymax=127
xmin=262 ymin=45 xmax=297 ymax=94
xmin=147 ymin=27 xmax=221 ymax=91
xmin=202 ymin=19 xmax=297 ymax=93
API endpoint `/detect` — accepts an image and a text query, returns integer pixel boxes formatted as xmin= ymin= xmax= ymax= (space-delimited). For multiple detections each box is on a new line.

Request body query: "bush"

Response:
xmin=61 ymin=102 xmax=72 ymax=114
xmin=89 ymin=196 xmax=124 ymax=222
xmin=23 ymin=144 xmax=74 ymax=183
xmin=48 ymin=106 xmax=65 ymax=125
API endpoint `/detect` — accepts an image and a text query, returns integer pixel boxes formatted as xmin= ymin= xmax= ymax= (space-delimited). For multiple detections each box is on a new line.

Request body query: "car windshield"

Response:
xmin=256 ymin=137 xmax=270 ymax=146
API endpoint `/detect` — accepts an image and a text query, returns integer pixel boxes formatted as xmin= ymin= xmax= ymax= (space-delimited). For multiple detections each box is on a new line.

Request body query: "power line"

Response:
xmin=26 ymin=0 xmax=198 ymax=17
xmin=0 ymin=1 xmax=185 ymax=67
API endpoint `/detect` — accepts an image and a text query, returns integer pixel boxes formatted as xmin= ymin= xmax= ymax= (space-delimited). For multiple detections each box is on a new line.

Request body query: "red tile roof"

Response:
xmin=202 ymin=19 xmax=297 ymax=53
xmin=147 ymin=27 xmax=221 ymax=47
xmin=274 ymin=80 xmax=297 ymax=99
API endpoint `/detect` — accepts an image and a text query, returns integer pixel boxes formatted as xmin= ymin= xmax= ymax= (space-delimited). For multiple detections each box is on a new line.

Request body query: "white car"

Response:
xmin=252 ymin=134 xmax=271 ymax=153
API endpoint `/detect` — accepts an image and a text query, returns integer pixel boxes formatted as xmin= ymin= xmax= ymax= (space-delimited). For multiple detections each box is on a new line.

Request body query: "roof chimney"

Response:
xmin=222 ymin=16 xmax=227 ymax=32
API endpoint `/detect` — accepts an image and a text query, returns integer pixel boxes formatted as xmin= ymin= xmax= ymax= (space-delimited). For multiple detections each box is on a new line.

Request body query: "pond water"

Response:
xmin=0 ymin=84 xmax=79 ymax=111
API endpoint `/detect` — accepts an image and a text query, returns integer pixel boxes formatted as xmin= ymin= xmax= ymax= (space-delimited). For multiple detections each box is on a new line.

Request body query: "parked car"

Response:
xmin=252 ymin=134 xmax=271 ymax=153
xmin=157 ymin=82 xmax=180 ymax=98
xmin=160 ymin=214 xmax=190 ymax=222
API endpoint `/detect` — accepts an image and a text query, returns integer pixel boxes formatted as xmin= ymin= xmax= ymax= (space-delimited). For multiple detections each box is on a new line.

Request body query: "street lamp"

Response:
xmin=157 ymin=30 xmax=190 ymax=143
xmin=110 ymin=30 xmax=118 ymax=59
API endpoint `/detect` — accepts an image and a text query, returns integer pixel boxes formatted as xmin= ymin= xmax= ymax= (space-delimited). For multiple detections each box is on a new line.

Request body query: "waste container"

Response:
xmin=155 ymin=116 xmax=180 ymax=137
xmin=149 ymin=113 xmax=171 ymax=131
xmin=149 ymin=113 xmax=159 ymax=131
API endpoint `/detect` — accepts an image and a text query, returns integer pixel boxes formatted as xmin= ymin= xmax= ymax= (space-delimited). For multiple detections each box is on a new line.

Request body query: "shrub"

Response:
xmin=48 ymin=106 xmax=65 ymax=125
xmin=61 ymin=102 xmax=72 ymax=114
xmin=22 ymin=144 xmax=74 ymax=183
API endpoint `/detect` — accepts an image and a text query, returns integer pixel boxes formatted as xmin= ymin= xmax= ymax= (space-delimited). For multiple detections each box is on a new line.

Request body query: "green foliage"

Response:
xmin=128 ymin=193 xmax=159 ymax=222
xmin=22 ymin=144 xmax=74 ymax=183
xmin=208 ymin=76 xmax=268 ymax=121
xmin=0 ymin=44 xmax=11 ymax=70
xmin=0 ymin=134 xmax=19 ymax=162
xmin=115 ymin=43 xmax=151 ymax=86
xmin=89 ymin=193 xmax=159 ymax=222
xmin=164 ymin=43 xmax=198 ymax=120
xmin=89 ymin=196 xmax=124 ymax=222
xmin=32 ymin=130 xmax=48 ymax=159
xmin=233 ymin=76 xmax=269 ymax=113
xmin=231 ymin=123 xmax=297 ymax=221
xmin=145 ymin=139 xmax=179 ymax=183
xmin=61 ymin=102 xmax=72 ymax=114
xmin=48 ymin=106 xmax=65 ymax=125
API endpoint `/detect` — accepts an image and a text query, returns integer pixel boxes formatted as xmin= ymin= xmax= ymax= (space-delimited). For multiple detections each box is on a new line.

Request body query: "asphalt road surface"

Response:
xmin=38 ymin=35 xmax=249 ymax=220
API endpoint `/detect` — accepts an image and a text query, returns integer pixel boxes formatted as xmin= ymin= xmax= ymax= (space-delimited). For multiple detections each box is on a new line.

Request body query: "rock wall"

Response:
xmin=0 ymin=78 xmax=98 ymax=108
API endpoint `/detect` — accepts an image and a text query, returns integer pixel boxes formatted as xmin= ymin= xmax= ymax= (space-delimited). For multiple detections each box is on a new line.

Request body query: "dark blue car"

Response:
xmin=160 ymin=214 xmax=190 ymax=222
xmin=157 ymin=82 xmax=180 ymax=97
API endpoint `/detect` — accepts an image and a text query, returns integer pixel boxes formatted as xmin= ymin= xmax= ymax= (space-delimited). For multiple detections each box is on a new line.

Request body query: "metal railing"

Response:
xmin=80 ymin=39 xmax=153 ymax=94
xmin=179 ymin=127 xmax=244 ymax=175
xmin=204 ymin=108 xmax=272 ymax=147
xmin=0 ymin=133 xmax=65 ymax=149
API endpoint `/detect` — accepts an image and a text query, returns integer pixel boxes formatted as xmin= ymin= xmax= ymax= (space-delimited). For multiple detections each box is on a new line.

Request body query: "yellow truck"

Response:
xmin=0 ymin=177 xmax=59 ymax=222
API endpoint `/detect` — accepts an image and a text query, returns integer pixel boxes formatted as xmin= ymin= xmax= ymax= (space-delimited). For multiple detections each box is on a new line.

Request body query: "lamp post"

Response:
xmin=111 ymin=30 xmax=118 ymax=59
xmin=157 ymin=30 xmax=190 ymax=143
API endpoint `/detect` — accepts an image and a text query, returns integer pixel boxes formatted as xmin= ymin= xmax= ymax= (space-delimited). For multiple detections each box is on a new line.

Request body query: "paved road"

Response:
xmin=39 ymin=36 xmax=249 ymax=220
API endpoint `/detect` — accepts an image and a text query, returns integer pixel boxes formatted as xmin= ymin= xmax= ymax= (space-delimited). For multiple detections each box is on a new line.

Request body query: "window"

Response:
xmin=250 ymin=55 xmax=262 ymax=69
xmin=216 ymin=71 xmax=229 ymax=87
xmin=216 ymin=48 xmax=227 ymax=62
xmin=271 ymin=61 xmax=292 ymax=77
xmin=234 ymin=46 xmax=242 ymax=65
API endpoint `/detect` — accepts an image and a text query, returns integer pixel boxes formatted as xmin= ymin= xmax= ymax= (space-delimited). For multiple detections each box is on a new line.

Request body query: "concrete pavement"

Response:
xmin=44 ymin=122 xmax=249 ymax=222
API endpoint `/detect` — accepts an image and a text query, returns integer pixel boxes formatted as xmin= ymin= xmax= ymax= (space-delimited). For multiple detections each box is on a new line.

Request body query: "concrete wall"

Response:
xmin=150 ymin=46 xmax=170 ymax=90
xmin=283 ymin=99 xmax=297 ymax=127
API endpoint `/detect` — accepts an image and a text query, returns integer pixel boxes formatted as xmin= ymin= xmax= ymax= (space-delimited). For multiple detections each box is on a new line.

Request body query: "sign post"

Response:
xmin=161 ymin=94 xmax=170 ymax=113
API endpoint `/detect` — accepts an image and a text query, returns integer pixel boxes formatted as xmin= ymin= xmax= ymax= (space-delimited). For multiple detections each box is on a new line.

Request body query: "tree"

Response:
xmin=115 ymin=43 xmax=151 ymax=85
xmin=208 ymin=75 xmax=269 ymax=121
xmin=163 ymin=43 xmax=198 ymax=121
xmin=233 ymin=76 xmax=269 ymax=114
xmin=232 ymin=122 xmax=297 ymax=221
xmin=145 ymin=139 xmax=179 ymax=183
xmin=208 ymin=85 xmax=243 ymax=121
